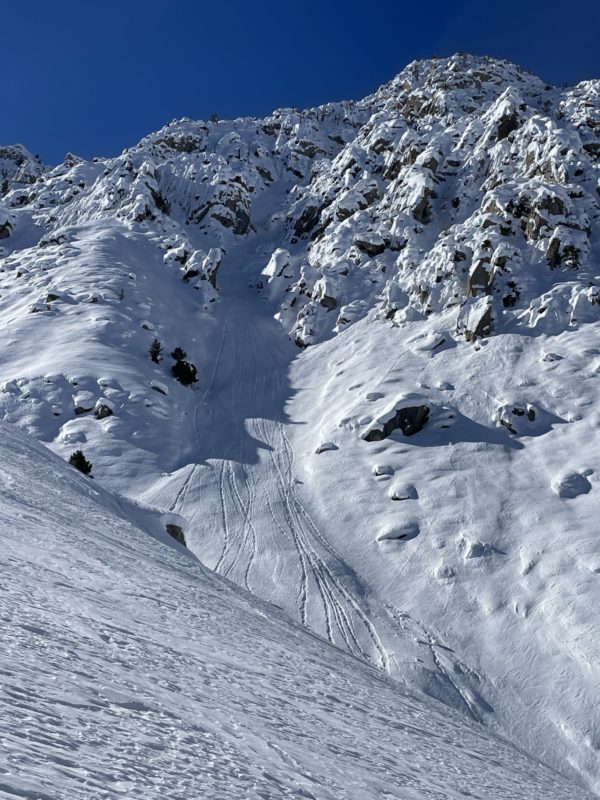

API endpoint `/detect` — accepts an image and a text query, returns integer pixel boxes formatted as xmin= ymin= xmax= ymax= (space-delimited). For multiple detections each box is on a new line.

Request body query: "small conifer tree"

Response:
xmin=170 ymin=346 xmax=198 ymax=386
xmin=150 ymin=338 xmax=163 ymax=363
xmin=172 ymin=359 xmax=198 ymax=386
xmin=69 ymin=450 xmax=92 ymax=476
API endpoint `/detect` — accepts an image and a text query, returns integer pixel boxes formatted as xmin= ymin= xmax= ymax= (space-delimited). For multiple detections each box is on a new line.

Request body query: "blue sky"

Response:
xmin=4 ymin=0 xmax=600 ymax=164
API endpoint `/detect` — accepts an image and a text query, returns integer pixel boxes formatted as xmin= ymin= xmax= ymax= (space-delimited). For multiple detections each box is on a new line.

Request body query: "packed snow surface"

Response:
xmin=2 ymin=423 xmax=590 ymax=799
xmin=0 ymin=53 xmax=599 ymax=794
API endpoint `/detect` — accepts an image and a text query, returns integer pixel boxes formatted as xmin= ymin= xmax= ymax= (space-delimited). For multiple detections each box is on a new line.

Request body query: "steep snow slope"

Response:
xmin=0 ymin=53 xmax=599 ymax=792
xmin=2 ymin=421 xmax=590 ymax=800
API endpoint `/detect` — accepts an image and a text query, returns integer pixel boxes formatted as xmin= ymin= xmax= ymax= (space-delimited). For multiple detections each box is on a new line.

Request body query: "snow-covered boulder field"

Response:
xmin=0 ymin=53 xmax=599 ymax=794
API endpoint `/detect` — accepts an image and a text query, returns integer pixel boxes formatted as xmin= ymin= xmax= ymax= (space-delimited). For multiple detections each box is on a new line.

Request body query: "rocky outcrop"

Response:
xmin=457 ymin=297 xmax=493 ymax=342
xmin=0 ymin=144 xmax=45 ymax=186
xmin=363 ymin=405 xmax=430 ymax=441
xmin=551 ymin=471 xmax=592 ymax=498
xmin=497 ymin=404 xmax=536 ymax=434
xmin=467 ymin=260 xmax=494 ymax=296
xmin=166 ymin=523 xmax=187 ymax=545
xmin=2 ymin=55 xmax=595 ymax=353
xmin=262 ymin=56 xmax=600 ymax=346
xmin=354 ymin=234 xmax=386 ymax=256
xmin=94 ymin=403 xmax=114 ymax=420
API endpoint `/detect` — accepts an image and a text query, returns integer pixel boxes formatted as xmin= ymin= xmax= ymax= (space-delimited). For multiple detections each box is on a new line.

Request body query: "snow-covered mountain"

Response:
xmin=1 ymin=53 xmax=599 ymax=794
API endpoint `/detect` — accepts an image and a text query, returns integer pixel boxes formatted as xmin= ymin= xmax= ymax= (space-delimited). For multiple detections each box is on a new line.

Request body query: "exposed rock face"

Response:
xmin=294 ymin=203 xmax=324 ymax=239
xmin=319 ymin=294 xmax=337 ymax=310
xmin=493 ymin=402 xmax=563 ymax=437
xmin=467 ymin=260 xmax=494 ymax=296
xmin=253 ymin=56 xmax=600 ymax=347
xmin=0 ymin=144 xmax=44 ymax=185
xmin=354 ymin=235 xmax=386 ymax=256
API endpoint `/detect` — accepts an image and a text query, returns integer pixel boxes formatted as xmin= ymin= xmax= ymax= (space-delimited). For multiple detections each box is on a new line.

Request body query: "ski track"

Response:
xmin=162 ymin=288 xmax=394 ymax=670
xmin=249 ymin=322 xmax=310 ymax=623
xmin=217 ymin=330 xmax=258 ymax=591
xmin=259 ymin=326 xmax=389 ymax=671
xmin=247 ymin=322 xmax=345 ymax=645
xmin=214 ymin=459 xmax=232 ymax=574
xmin=167 ymin=462 xmax=197 ymax=513
xmin=187 ymin=308 xmax=391 ymax=671
xmin=386 ymin=604 xmax=485 ymax=723
xmin=159 ymin=209 xmax=472 ymax=683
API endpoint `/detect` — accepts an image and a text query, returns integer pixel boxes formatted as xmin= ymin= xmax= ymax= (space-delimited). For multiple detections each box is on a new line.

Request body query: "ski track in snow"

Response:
xmin=150 ymin=188 xmax=516 ymax=741
xmin=164 ymin=266 xmax=392 ymax=672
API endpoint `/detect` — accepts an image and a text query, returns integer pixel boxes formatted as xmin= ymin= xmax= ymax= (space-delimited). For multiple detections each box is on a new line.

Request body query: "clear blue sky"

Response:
xmin=4 ymin=0 xmax=600 ymax=164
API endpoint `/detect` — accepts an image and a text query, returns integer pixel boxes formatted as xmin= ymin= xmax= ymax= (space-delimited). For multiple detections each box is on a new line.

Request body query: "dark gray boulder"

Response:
xmin=363 ymin=405 xmax=430 ymax=441
xmin=552 ymin=472 xmax=592 ymax=499
xmin=94 ymin=403 xmax=114 ymax=420
xmin=166 ymin=524 xmax=187 ymax=545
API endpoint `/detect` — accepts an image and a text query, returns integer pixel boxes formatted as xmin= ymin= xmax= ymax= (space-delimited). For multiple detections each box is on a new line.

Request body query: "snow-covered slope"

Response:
xmin=1 ymin=53 xmax=599 ymax=793
xmin=3 ymin=422 xmax=589 ymax=799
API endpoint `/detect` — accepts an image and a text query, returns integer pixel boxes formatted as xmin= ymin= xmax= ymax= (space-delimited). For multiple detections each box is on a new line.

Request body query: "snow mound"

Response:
xmin=315 ymin=440 xmax=338 ymax=453
xmin=388 ymin=481 xmax=419 ymax=501
xmin=377 ymin=520 xmax=420 ymax=541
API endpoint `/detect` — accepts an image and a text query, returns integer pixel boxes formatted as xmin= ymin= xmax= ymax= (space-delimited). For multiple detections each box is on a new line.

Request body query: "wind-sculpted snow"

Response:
xmin=0 ymin=53 xmax=599 ymax=794
xmin=3 ymin=423 xmax=589 ymax=800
